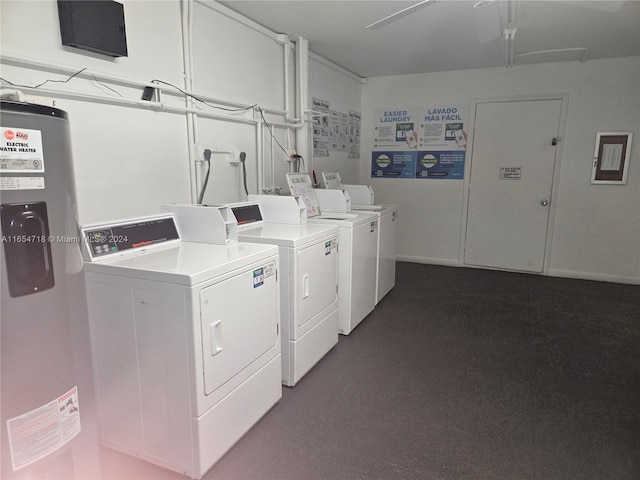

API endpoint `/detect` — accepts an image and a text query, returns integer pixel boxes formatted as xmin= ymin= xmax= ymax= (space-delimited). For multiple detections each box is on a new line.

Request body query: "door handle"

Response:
xmin=302 ymin=274 xmax=310 ymax=299
xmin=540 ymin=199 xmax=549 ymax=206
xmin=210 ymin=321 xmax=223 ymax=356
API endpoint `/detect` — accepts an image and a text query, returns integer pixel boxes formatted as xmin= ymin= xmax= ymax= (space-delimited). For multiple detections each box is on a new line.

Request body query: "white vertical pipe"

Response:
xmin=182 ymin=0 xmax=199 ymax=203
xmin=272 ymin=126 xmax=277 ymax=180
xmin=281 ymin=35 xmax=291 ymax=122
xmin=306 ymin=119 xmax=314 ymax=177
xmin=256 ymin=118 xmax=264 ymax=194
xmin=295 ymin=37 xmax=310 ymax=171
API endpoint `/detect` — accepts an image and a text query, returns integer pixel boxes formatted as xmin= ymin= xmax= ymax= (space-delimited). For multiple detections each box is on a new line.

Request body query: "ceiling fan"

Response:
xmin=365 ymin=0 xmax=506 ymax=44
xmin=365 ymin=0 xmax=443 ymax=30
xmin=364 ymin=0 xmax=625 ymax=67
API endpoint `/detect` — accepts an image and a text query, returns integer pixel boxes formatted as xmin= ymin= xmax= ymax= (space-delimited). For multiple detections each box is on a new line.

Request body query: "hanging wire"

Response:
xmin=150 ymin=79 xmax=257 ymax=113
xmin=257 ymin=106 xmax=290 ymax=158
xmin=0 ymin=67 xmax=87 ymax=89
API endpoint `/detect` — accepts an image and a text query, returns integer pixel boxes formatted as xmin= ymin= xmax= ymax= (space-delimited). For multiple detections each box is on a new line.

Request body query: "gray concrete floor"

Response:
xmin=100 ymin=262 xmax=640 ymax=479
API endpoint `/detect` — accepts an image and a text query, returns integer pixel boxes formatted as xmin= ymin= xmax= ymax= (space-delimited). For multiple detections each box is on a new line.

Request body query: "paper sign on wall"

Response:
xmin=312 ymin=98 xmax=361 ymax=159
xmin=500 ymin=167 xmax=522 ymax=180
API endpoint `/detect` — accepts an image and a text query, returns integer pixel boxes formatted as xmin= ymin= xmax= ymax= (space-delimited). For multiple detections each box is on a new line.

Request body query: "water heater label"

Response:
xmin=0 ymin=127 xmax=45 ymax=173
xmin=6 ymin=386 xmax=81 ymax=471
xmin=0 ymin=176 xmax=45 ymax=190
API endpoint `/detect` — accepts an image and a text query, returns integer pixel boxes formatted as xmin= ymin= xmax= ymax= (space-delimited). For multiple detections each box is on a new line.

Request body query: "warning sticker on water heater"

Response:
xmin=6 ymin=386 xmax=81 ymax=471
xmin=0 ymin=176 xmax=45 ymax=190
xmin=0 ymin=127 xmax=45 ymax=173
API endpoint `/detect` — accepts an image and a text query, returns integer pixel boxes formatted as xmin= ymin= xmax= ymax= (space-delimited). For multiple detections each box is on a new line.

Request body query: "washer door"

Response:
xmin=200 ymin=261 xmax=278 ymax=396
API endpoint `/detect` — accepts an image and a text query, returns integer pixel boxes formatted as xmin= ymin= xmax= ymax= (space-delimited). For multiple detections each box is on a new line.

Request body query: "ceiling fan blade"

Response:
xmin=473 ymin=0 xmax=502 ymax=43
xmin=365 ymin=0 xmax=439 ymax=29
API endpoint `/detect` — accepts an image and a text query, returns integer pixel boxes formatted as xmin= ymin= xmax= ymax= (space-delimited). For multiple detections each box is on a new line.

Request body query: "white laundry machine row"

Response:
xmin=269 ymin=173 xmax=379 ymax=336
xmin=163 ymin=202 xmax=339 ymax=387
xmin=80 ymin=213 xmax=282 ymax=479
xmin=321 ymin=171 xmax=398 ymax=304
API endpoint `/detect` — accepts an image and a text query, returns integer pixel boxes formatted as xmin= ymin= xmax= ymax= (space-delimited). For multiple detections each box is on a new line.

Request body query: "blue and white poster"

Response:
xmin=371 ymin=151 xmax=416 ymax=178
xmin=416 ymin=150 xmax=465 ymax=179
xmin=372 ymin=105 xmax=467 ymax=179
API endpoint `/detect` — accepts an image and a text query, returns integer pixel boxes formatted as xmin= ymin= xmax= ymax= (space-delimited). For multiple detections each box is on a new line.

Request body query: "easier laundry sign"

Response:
xmin=371 ymin=105 xmax=467 ymax=179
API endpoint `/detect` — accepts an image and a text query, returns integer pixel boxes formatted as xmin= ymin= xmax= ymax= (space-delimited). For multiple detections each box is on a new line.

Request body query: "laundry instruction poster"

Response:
xmin=348 ymin=111 xmax=361 ymax=159
xmin=372 ymin=105 xmax=467 ymax=179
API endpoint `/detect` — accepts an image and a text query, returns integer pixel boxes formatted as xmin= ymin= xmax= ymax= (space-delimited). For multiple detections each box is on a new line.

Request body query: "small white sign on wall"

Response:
xmin=500 ymin=167 xmax=522 ymax=180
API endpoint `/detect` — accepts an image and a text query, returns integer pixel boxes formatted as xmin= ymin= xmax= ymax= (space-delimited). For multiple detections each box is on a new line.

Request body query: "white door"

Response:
xmin=464 ymin=99 xmax=562 ymax=272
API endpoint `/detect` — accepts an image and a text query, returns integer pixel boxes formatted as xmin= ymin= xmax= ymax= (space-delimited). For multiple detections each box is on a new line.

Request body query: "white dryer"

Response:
xmin=81 ymin=214 xmax=281 ymax=479
xmin=285 ymin=173 xmax=379 ymax=335
xmin=231 ymin=201 xmax=339 ymax=386
xmin=163 ymin=202 xmax=339 ymax=387
xmin=322 ymin=171 xmax=398 ymax=304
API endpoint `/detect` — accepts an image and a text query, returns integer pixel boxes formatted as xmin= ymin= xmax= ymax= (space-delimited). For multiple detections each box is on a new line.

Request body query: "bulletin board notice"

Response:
xmin=313 ymin=98 xmax=361 ymax=159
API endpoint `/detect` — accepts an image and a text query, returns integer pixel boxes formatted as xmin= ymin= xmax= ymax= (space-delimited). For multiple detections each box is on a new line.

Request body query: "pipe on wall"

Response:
xmin=256 ymin=114 xmax=264 ymax=194
xmin=295 ymin=37 xmax=311 ymax=172
xmin=182 ymin=0 xmax=199 ymax=204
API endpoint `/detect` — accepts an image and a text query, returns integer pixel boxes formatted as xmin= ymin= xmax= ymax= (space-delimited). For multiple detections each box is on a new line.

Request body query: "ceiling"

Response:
xmin=217 ymin=0 xmax=640 ymax=78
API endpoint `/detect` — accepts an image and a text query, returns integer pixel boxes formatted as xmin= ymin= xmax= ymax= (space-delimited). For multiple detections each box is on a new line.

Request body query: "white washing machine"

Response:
xmin=286 ymin=173 xmax=379 ymax=335
xmin=163 ymin=202 xmax=339 ymax=387
xmin=81 ymin=214 xmax=281 ymax=479
xmin=322 ymin=171 xmax=398 ymax=304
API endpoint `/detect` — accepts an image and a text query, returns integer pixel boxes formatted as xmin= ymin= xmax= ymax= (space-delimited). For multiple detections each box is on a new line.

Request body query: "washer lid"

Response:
xmin=239 ymin=222 xmax=338 ymax=247
xmin=350 ymin=204 xmax=398 ymax=216
xmin=83 ymin=241 xmax=278 ymax=286
xmin=308 ymin=210 xmax=378 ymax=227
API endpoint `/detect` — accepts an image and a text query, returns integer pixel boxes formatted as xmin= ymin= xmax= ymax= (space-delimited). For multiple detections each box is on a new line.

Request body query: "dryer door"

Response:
xmin=296 ymin=236 xmax=338 ymax=329
xmin=200 ymin=261 xmax=278 ymax=396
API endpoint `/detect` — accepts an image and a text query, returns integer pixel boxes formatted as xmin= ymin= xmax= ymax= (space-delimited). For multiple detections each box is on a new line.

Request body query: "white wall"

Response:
xmin=361 ymin=56 xmax=640 ymax=283
xmin=1 ymin=0 xmax=191 ymax=225
xmin=309 ymin=57 xmax=363 ymax=184
xmin=3 ymin=1 xmax=637 ymax=284
xmin=1 ymin=0 xmax=359 ymax=225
